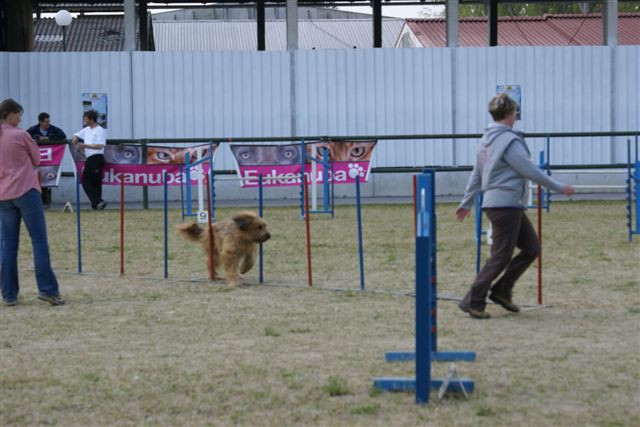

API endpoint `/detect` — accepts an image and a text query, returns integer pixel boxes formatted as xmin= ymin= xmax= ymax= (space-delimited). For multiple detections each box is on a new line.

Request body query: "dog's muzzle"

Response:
xmin=259 ymin=232 xmax=271 ymax=243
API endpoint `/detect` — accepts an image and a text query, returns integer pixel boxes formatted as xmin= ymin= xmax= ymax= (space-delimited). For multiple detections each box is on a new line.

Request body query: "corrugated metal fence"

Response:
xmin=0 ymin=46 xmax=637 ymax=171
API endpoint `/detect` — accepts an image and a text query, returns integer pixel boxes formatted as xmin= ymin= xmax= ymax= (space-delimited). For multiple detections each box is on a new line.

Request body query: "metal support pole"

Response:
xmin=446 ymin=0 xmax=459 ymax=48
xmin=286 ymin=0 xmax=298 ymax=51
xmin=257 ymin=0 xmax=266 ymax=51
xmin=603 ymin=0 xmax=618 ymax=46
xmin=372 ymin=0 xmax=382 ymax=48
xmin=487 ymin=0 xmax=498 ymax=46
xmin=124 ymin=0 xmax=137 ymax=51
xmin=138 ymin=0 xmax=149 ymax=50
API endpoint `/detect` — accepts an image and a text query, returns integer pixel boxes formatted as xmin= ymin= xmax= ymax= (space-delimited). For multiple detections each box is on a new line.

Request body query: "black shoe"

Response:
xmin=489 ymin=293 xmax=520 ymax=312
xmin=3 ymin=299 xmax=18 ymax=307
xmin=37 ymin=294 xmax=66 ymax=306
xmin=459 ymin=302 xmax=491 ymax=319
xmin=96 ymin=201 xmax=107 ymax=210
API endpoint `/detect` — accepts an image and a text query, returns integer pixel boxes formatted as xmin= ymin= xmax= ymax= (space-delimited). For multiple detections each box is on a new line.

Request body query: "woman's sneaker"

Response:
xmin=489 ymin=293 xmax=520 ymax=312
xmin=37 ymin=294 xmax=66 ymax=306
xmin=459 ymin=302 xmax=491 ymax=319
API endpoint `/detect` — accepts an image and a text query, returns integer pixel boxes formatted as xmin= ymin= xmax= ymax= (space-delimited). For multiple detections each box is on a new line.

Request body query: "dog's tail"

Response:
xmin=176 ymin=222 xmax=205 ymax=242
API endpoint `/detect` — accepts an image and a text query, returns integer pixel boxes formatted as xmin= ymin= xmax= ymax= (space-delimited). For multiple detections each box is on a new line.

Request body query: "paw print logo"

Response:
xmin=348 ymin=163 xmax=365 ymax=179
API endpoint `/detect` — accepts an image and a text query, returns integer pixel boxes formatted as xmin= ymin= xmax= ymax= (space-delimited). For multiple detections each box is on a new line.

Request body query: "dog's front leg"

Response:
xmin=221 ymin=250 xmax=242 ymax=286
xmin=239 ymin=252 xmax=255 ymax=274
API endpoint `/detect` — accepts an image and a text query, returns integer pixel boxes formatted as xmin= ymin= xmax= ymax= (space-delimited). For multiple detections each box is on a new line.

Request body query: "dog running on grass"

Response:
xmin=177 ymin=211 xmax=271 ymax=286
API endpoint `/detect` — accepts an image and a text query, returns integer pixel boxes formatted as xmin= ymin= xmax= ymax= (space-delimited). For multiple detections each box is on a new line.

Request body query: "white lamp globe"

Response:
xmin=55 ymin=10 xmax=72 ymax=26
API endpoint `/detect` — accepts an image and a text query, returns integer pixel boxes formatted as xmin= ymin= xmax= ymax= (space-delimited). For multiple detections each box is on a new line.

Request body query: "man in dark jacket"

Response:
xmin=27 ymin=112 xmax=67 ymax=208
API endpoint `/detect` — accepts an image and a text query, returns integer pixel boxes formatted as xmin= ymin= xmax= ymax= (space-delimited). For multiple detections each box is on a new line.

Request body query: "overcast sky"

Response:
xmin=42 ymin=5 xmax=446 ymax=20
xmin=337 ymin=5 xmax=444 ymax=19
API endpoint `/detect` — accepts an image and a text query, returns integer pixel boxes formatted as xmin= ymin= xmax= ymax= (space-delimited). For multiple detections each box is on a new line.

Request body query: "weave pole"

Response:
xmin=412 ymin=174 xmax=417 ymax=236
xmin=163 ymin=171 xmax=168 ymax=279
xmin=258 ymin=173 xmax=264 ymax=284
xmin=304 ymin=177 xmax=313 ymax=288
xmin=75 ymin=171 xmax=82 ymax=273
xmin=355 ymin=175 xmax=365 ymax=291
xmin=537 ymin=184 xmax=543 ymax=305
xmin=120 ymin=178 xmax=125 ymax=276
xmin=205 ymin=173 xmax=216 ymax=281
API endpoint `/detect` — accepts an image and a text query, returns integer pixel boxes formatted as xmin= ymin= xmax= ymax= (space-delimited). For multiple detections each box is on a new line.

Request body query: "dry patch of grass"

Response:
xmin=1 ymin=201 xmax=639 ymax=426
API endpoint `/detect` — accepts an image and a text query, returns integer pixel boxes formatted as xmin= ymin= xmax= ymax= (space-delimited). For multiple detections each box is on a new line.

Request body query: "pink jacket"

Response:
xmin=0 ymin=123 xmax=41 ymax=201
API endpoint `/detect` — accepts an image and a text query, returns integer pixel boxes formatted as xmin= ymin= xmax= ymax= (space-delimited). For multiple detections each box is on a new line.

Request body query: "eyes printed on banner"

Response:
xmin=306 ymin=141 xmax=376 ymax=162
xmin=70 ymin=144 xmax=87 ymax=162
xmin=146 ymin=146 xmax=211 ymax=165
xmin=232 ymin=145 xmax=301 ymax=166
xmin=105 ymin=145 xmax=141 ymax=164
xmin=38 ymin=166 xmax=59 ymax=186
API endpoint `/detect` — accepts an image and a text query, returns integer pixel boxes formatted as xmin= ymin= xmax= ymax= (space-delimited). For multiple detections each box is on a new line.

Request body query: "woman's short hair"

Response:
xmin=0 ymin=98 xmax=24 ymax=120
xmin=488 ymin=93 xmax=518 ymax=121
xmin=83 ymin=109 xmax=98 ymax=122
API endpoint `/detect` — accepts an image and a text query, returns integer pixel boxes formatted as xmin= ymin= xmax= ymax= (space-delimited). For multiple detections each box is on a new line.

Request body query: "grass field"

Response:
xmin=1 ymin=200 xmax=639 ymax=426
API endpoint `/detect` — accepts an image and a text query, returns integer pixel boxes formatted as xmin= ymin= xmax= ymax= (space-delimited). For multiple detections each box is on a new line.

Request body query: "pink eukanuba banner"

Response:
xmin=38 ymin=145 xmax=66 ymax=166
xmin=74 ymin=162 xmax=212 ymax=186
xmin=237 ymin=162 xmax=372 ymax=188
xmin=38 ymin=145 xmax=66 ymax=187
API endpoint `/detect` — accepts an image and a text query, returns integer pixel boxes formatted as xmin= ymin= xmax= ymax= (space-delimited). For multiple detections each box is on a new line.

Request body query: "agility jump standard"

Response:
xmin=374 ymin=170 xmax=475 ymax=404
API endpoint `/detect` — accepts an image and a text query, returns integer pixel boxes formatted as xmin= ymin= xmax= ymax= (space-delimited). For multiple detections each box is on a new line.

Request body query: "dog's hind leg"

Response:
xmin=239 ymin=252 xmax=256 ymax=274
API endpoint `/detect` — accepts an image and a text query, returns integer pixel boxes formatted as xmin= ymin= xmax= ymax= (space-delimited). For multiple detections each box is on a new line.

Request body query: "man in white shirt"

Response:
xmin=72 ymin=110 xmax=107 ymax=210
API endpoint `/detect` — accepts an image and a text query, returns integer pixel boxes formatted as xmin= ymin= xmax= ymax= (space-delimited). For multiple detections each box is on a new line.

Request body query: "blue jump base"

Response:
xmin=373 ymin=377 xmax=475 ymax=394
xmin=385 ymin=350 xmax=476 ymax=363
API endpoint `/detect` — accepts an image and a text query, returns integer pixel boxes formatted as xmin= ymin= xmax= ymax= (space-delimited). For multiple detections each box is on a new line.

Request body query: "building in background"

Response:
xmin=397 ymin=13 xmax=640 ymax=48
xmin=33 ymin=15 xmax=154 ymax=52
xmin=153 ymin=19 xmax=404 ymax=51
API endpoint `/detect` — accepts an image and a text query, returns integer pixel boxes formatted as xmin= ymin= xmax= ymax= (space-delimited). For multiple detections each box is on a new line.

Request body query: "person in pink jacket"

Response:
xmin=0 ymin=98 xmax=64 ymax=306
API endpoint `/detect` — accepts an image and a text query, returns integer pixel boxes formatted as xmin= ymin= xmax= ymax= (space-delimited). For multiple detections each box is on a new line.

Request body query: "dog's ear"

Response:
xmin=232 ymin=212 xmax=256 ymax=231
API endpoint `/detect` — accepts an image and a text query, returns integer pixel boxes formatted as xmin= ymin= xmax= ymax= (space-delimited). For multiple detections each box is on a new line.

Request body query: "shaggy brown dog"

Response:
xmin=177 ymin=211 xmax=270 ymax=286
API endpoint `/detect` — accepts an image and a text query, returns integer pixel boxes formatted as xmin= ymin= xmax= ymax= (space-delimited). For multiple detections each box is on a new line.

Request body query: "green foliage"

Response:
xmin=264 ymin=326 xmax=280 ymax=337
xmin=476 ymin=406 xmax=496 ymax=417
xmin=323 ymin=376 xmax=350 ymax=396
xmin=350 ymin=403 xmax=380 ymax=415
xmin=421 ymin=2 xmax=639 ymax=18
xmin=459 ymin=2 xmax=597 ymax=17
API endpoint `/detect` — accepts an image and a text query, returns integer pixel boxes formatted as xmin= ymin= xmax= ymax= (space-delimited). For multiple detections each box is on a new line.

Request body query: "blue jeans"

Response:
xmin=0 ymin=189 xmax=60 ymax=302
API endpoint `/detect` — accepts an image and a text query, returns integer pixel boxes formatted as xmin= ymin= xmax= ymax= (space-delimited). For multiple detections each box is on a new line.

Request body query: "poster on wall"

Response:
xmin=230 ymin=140 xmax=377 ymax=188
xmin=70 ymin=143 xmax=219 ymax=186
xmin=496 ymin=85 xmax=521 ymax=120
xmin=82 ymin=93 xmax=108 ymax=128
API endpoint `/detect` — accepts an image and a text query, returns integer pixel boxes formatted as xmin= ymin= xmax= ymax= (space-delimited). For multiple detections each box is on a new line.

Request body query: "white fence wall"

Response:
xmin=0 ymin=46 xmax=637 ymax=172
